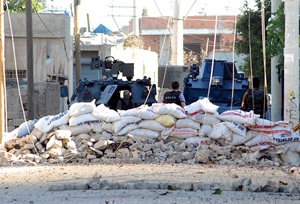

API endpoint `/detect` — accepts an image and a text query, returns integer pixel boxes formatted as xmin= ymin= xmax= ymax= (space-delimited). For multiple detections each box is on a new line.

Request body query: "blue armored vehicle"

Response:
xmin=183 ymin=59 xmax=249 ymax=113
xmin=66 ymin=56 xmax=157 ymax=110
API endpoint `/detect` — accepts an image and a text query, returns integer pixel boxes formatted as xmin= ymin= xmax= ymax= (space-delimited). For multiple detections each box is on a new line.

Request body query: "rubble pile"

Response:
xmin=1 ymin=98 xmax=300 ymax=167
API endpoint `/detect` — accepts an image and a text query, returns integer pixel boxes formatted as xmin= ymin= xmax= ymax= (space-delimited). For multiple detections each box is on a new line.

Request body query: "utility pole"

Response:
xmin=172 ymin=0 xmax=183 ymax=65
xmin=74 ymin=0 xmax=81 ymax=84
xmin=284 ymin=0 xmax=299 ymax=127
xmin=26 ymin=0 xmax=34 ymax=119
xmin=270 ymin=0 xmax=282 ymax=121
xmin=133 ymin=0 xmax=139 ymax=36
xmin=0 ymin=0 xmax=5 ymax=143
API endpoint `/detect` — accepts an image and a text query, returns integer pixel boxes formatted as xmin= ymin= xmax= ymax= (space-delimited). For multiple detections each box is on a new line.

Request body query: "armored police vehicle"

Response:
xmin=183 ymin=59 xmax=249 ymax=113
xmin=66 ymin=56 xmax=157 ymax=110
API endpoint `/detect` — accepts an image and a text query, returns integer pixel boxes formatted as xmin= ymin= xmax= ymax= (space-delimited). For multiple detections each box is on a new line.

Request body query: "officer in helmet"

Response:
xmin=163 ymin=81 xmax=186 ymax=108
xmin=117 ymin=90 xmax=135 ymax=110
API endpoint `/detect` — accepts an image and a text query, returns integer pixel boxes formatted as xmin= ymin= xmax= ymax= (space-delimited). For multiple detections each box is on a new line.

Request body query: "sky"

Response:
xmin=56 ymin=0 xmax=256 ymax=32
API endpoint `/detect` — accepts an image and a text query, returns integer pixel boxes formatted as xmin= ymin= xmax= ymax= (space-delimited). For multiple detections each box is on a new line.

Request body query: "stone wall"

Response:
xmin=6 ymin=81 xmax=61 ymax=132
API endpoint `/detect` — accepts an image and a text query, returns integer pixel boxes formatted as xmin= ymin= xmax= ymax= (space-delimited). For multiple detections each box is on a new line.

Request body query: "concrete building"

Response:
xmin=129 ymin=15 xmax=242 ymax=67
xmin=4 ymin=12 xmax=73 ymax=131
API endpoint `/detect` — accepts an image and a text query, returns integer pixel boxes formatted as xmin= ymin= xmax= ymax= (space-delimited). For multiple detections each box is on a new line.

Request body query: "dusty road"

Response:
xmin=1 ymin=163 xmax=300 ymax=204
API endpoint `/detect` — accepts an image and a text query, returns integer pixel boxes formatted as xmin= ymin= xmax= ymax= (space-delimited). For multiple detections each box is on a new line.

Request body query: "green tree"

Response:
xmin=235 ymin=0 xmax=271 ymax=90
xmin=4 ymin=0 xmax=44 ymax=12
xmin=266 ymin=2 xmax=285 ymax=64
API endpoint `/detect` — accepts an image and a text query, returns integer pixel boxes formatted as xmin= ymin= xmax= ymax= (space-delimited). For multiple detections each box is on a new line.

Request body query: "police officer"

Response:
xmin=241 ymin=77 xmax=268 ymax=118
xmin=117 ymin=90 xmax=135 ymax=110
xmin=163 ymin=81 xmax=186 ymax=108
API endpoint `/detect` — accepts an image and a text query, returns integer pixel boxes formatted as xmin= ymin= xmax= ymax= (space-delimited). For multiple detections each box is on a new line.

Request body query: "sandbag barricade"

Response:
xmin=2 ymin=98 xmax=300 ymax=167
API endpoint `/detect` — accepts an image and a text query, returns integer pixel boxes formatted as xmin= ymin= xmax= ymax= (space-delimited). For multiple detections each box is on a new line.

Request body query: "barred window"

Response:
xmin=5 ymin=70 xmax=27 ymax=79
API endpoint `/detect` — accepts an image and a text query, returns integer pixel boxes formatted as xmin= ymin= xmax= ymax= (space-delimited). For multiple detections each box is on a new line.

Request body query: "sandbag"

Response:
xmin=138 ymin=120 xmax=165 ymax=132
xmin=170 ymin=128 xmax=198 ymax=139
xmin=161 ymin=127 xmax=174 ymax=139
xmin=69 ymin=100 xmax=96 ymax=117
xmin=155 ymin=114 xmax=177 ymax=127
xmin=92 ymin=104 xmax=121 ymax=122
xmin=208 ymin=122 xmax=232 ymax=141
xmin=136 ymin=105 xmax=160 ymax=120
xmin=152 ymin=103 xmax=187 ymax=119
xmin=117 ymin=124 xmax=138 ymax=136
xmin=69 ymin=113 xmax=99 ymax=126
xmin=58 ymin=124 xmax=92 ymax=136
xmin=184 ymin=98 xmax=219 ymax=115
xmin=196 ymin=113 xmax=221 ymax=125
xmin=244 ymin=134 xmax=273 ymax=147
xmin=199 ymin=124 xmax=213 ymax=137
xmin=218 ymin=110 xmax=258 ymax=125
xmin=34 ymin=111 xmax=70 ymax=133
xmin=112 ymin=116 xmax=141 ymax=133
xmin=34 ymin=116 xmax=54 ymax=133
xmin=129 ymin=128 xmax=160 ymax=139
xmin=273 ymin=131 xmax=300 ymax=145
xmin=231 ymin=130 xmax=256 ymax=146
xmin=281 ymin=142 xmax=300 ymax=152
xmin=175 ymin=118 xmax=200 ymax=129
xmin=224 ymin=121 xmax=247 ymax=136
xmin=12 ymin=119 xmax=38 ymax=138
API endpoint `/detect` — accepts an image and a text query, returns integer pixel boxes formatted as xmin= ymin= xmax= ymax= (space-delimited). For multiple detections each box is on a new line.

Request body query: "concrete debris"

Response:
xmin=2 ymin=101 xmax=300 ymax=193
xmin=47 ymin=176 xmax=300 ymax=194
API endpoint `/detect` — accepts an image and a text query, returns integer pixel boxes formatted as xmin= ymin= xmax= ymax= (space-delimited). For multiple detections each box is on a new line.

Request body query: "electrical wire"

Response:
xmin=248 ymin=6 xmax=254 ymax=112
xmin=5 ymin=1 xmax=30 ymax=134
xmin=158 ymin=18 xmax=172 ymax=102
xmin=33 ymin=7 xmax=70 ymax=61
xmin=230 ymin=15 xmax=237 ymax=110
xmin=184 ymin=0 xmax=198 ymax=21
xmin=207 ymin=15 xmax=218 ymax=99
xmin=260 ymin=0 xmax=268 ymax=120
xmin=153 ymin=0 xmax=173 ymax=36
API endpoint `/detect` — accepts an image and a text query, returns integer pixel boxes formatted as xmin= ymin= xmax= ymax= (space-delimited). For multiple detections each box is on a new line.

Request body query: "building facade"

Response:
xmin=130 ymin=15 xmax=238 ymax=66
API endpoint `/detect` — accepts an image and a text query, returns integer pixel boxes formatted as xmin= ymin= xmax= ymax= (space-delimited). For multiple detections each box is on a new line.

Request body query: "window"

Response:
xmin=5 ymin=70 xmax=27 ymax=79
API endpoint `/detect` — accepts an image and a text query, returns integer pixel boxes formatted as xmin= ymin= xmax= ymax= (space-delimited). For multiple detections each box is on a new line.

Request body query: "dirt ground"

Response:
xmin=0 ymin=163 xmax=300 ymax=204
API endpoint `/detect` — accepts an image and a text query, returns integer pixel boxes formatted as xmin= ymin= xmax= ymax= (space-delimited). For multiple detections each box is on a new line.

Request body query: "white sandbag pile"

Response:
xmin=1 ymin=98 xmax=300 ymax=167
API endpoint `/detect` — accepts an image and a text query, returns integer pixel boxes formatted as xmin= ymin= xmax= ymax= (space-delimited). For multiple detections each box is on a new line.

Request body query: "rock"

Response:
xmin=94 ymin=140 xmax=108 ymax=150
xmin=194 ymin=148 xmax=211 ymax=163
xmin=261 ymin=180 xmax=279 ymax=192
xmin=46 ymin=136 xmax=62 ymax=150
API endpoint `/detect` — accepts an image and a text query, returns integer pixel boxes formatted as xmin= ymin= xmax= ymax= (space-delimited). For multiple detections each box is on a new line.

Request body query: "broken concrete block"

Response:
xmin=194 ymin=148 xmax=211 ymax=163
xmin=35 ymin=142 xmax=44 ymax=151
xmin=25 ymin=153 xmax=35 ymax=162
xmin=261 ymin=180 xmax=279 ymax=192
xmin=142 ymin=144 xmax=152 ymax=152
xmin=46 ymin=136 xmax=62 ymax=150
xmin=39 ymin=134 xmax=47 ymax=144
xmin=81 ymin=139 xmax=93 ymax=147
xmin=66 ymin=141 xmax=76 ymax=150
xmin=86 ymin=154 xmax=97 ymax=159
xmin=247 ymin=184 xmax=262 ymax=192
xmin=21 ymin=144 xmax=35 ymax=150
xmin=30 ymin=128 xmax=43 ymax=139
xmin=78 ymin=133 xmax=91 ymax=141
xmin=25 ymin=135 xmax=37 ymax=144
xmin=49 ymin=148 xmax=64 ymax=158
xmin=129 ymin=143 xmax=140 ymax=150
xmin=77 ymin=144 xmax=88 ymax=152
xmin=94 ymin=140 xmax=108 ymax=150
xmin=55 ymin=130 xmax=71 ymax=140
